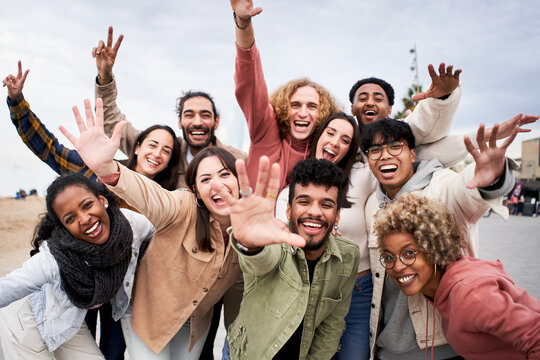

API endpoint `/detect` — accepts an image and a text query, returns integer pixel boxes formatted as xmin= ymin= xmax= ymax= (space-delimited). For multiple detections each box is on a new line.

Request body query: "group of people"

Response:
xmin=1 ymin=1 xmax=540 ymax=359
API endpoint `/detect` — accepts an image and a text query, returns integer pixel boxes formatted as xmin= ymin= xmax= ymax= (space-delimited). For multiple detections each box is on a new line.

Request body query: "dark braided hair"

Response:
xmin=30 ymin=174 xmax=116 ymax=256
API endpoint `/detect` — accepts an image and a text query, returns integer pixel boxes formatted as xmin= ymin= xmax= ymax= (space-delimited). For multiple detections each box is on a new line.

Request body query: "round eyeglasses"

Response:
xmin=365 ymin=141 xmax=405 ymax=160
xmin=379 ymin=248 xmax=419 ymax=269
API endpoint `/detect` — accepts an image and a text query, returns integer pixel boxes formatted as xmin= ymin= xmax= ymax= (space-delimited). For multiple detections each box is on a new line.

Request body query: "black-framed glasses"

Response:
xmin=379 ymin=249 xmax=419 ymax=269
xmin=365 ymin=141 xmax=405 ymax=160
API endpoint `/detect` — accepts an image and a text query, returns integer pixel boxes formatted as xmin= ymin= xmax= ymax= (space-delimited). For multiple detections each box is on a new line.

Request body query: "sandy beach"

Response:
xmin=0 ymin=196 xmax=46 ymax=276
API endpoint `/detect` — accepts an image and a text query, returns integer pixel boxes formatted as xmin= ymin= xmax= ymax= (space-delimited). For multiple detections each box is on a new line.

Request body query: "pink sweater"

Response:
xmin=235 ymin=43 xmax=311 ymax=191
xmin=435 ymin=256 xmax=540 ymax=359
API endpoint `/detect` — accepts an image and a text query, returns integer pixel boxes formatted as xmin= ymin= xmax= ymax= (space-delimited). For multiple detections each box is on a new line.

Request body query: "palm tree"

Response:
xmin=394 ymin=85 xmax=423 ymax=119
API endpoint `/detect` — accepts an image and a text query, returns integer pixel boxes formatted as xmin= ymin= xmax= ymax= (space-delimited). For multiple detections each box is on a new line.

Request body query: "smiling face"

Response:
xmin=194 ymin=155 xmax=239 ymax=223
xmin=180 ymin=96 xmax=219 ymax=149
xmin=52 ymin=185 xmax=110 ymax=245
xmin=367 ymin=136 xmax=416 ymax=200
xmin=382 ymin=232 xmax=439 ymax=298
xmin=287 ymin=183 xmax=340 ymax=259
xmin=351 ymin=83 xmax=392 ymax=125
xmin=134 ymin=129 xmax=174 ymax=179
xmin=315 ymin=118 xmax=354 ymax=164
xmin=288 ymin=86 xmax=320 ymax=140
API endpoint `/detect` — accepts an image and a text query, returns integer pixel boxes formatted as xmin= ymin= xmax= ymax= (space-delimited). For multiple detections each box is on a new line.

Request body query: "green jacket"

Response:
xmin=228 ymin=234 xmax=360 ymax=360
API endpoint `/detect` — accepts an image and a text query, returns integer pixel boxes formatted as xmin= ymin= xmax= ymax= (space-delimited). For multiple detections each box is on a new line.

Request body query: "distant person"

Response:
xmin=374 ymin=193 xmax=540 ymax=359
xmin=0 ymin=173 xmax=154 ymax=359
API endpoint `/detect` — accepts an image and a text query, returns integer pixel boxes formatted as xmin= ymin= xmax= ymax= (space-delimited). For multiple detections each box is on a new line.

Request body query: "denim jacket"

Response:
xmin=227 ymin=234 xmax=359 ymax=360
xmin=0 ymin=209 xmax=154 ymax=351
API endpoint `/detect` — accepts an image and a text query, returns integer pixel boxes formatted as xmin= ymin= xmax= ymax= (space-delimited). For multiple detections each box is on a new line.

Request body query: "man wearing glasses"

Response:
xmin=361 ymin=118 xmax=516 ymax=360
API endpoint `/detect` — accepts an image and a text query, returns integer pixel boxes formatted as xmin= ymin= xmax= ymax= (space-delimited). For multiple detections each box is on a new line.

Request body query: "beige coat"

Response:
xmin=107 ymin=163 xmax=242 ymax=354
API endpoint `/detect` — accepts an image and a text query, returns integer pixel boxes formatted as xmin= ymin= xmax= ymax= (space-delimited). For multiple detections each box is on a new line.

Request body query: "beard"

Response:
xmin=182 ymin=125 xmax=215 ymax=149
xmin=289 ymin=216 xmax=332 ymax=251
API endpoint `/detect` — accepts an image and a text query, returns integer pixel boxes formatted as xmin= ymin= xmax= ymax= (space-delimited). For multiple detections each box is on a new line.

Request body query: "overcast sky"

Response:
xmin=1 ymin=0 xmax=539 ymax=193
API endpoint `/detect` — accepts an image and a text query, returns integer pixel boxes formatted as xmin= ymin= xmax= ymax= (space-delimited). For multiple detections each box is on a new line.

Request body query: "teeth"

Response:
xmin=303 ymin=222 xmax=322 ymax=228
xmin=398 ymin=275 xmax=415 ymax=283
xmin=148 ymin=159 xmax=159 ymax=166
xmin=212 ymin=195 xmax=222 ymax=201
xmin=295 ymin=121 xmax=310 ymax=127
xmin=380 ymin=165 xmax=397 ymax=171
xmin=324 ymin=149 xmax=336 ymax=156
xmin=85 ymin=221 xmax=99 ymax=234
xmin=191 ymin=131 xmax=205 ymax=135
xmin=365 ymin=110 xmax=376 ymax=115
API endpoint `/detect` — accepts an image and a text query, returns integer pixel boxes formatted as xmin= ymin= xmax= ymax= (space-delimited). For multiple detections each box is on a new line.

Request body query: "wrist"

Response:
xmin=233 ymin=236 xmax=263 ymax=255
xmin=96 ymin=161 xmax=120 ymax=178
xmin=233 ymin=11 xmax=251 ymax=30
xmin=97 ymin=72 xmax=113 ymax=85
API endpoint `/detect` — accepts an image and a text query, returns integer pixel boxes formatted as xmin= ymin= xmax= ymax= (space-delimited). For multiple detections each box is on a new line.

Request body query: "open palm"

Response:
xmin=60 ymin=98 xmax=125 ymax=176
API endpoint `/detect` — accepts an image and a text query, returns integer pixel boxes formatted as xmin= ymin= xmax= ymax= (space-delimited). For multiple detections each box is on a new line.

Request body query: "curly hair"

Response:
xmin=269 ymin=78 xmax=341 ymax=139
xmin=288 ymin=158 xmax=345 ymax=210
xmin=373 ymin=194 xmax=466 ymax=268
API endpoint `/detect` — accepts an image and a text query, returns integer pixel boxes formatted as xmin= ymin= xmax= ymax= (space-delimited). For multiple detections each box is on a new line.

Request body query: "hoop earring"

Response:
xmin=434 ymin=263 xmax=437 ymax=278
xmin=196 ymin=198 xmax=206 ymax=208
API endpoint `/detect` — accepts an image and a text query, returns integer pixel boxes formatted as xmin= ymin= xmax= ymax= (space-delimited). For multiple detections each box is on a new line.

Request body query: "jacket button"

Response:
xmin=126 ymin=282 xmax=130 ymax=287
xmin=203 ymin=288 xmax=208 ymax=292
xmin=193 ymin=300 xmax=198 ymax=306
xmin=371 ymin=303 xmax=375 ymax=308
xmin=375 ymin=272 xmax=380 ymax=278
xmin=192 ymin=248 xmax=198 ymax=253
xmin=217 ymin=275 xmax=223 ymax=280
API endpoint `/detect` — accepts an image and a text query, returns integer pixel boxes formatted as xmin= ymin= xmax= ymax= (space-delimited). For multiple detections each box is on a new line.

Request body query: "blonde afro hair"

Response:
xmin=373 ymin=194 xmax=467 ymax=268
xmin=269 ymin=78 xmax=341 ymax=139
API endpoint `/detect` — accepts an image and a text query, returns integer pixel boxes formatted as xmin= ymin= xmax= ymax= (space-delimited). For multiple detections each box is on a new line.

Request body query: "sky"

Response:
xmin=1 ymin=0 xmax=539 ymax=195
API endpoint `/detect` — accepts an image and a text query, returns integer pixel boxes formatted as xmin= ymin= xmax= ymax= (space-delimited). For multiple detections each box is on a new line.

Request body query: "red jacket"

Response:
xmin=435 ymin=256 xmax=540 ymax=359
xmin=235 ymin=42 xmax=311 ymax=191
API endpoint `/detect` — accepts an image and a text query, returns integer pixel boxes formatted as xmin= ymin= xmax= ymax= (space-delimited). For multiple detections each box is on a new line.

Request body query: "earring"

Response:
xmin=196 ymin=198 xmax=206 ymax=208
xmin=434 ymin=263 xmax=437 ymax=278
xmin=105 ymin=203 xmax=109 ymax=209
xmin=333 ymin=225 xmax=338 ymax=231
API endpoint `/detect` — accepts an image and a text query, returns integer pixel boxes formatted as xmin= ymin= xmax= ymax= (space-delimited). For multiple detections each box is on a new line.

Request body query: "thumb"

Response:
xmin=412 ymin=92 xmax=429 ymax=102
xmin=466 ymin=177 xmax=480 ymax=190
xmin=276 ymin=232 xmax=306 ymax=248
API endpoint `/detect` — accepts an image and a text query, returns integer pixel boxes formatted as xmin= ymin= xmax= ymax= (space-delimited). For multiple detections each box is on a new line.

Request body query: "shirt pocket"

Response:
xmin=315 ymin=292 xmax=343 ymax=327
xmin=264 ymin=266 xmax=302 ymax=318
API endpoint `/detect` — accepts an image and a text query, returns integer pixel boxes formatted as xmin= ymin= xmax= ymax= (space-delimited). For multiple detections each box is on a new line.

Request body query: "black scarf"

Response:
xmin=48 ymin=206 xmax=133 ymax=309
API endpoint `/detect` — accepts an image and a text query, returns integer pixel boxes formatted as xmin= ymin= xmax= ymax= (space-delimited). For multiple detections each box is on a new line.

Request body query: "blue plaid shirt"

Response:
xmin=8 ymin=94 xmax=97 ymax=180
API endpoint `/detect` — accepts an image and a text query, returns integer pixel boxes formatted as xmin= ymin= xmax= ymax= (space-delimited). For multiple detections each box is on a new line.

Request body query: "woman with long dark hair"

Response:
xmin=0 ymin=173 xmax=154 ymax=359
xmin=61 ymin=98 xmax=245 ymax=359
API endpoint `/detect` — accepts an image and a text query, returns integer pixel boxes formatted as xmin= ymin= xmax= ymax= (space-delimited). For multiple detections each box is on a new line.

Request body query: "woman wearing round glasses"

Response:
xmin=374 ymin=194 xmax=540 ymax=360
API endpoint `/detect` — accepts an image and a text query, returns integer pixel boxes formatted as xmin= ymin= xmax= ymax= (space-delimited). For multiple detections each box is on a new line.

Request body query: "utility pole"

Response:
xmin=410 ymin=44 xmax=420 ymax=94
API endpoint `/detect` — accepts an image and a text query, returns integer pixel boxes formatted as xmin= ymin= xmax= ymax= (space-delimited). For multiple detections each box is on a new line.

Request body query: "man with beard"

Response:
xmin=93 ymin=27 xmax=245 ymax=360
xmin=214 ymin=157 xmax=360 ymax=359
xmin=94 ymin=27 xmax=246 ymax=189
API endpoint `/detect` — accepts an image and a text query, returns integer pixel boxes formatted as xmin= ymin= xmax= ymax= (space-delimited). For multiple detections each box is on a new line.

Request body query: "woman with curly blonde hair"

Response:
xmin=230 ymin=0 xmax=340 ymax=191
xmin=374 ymin=193 xmax=540 ymax=360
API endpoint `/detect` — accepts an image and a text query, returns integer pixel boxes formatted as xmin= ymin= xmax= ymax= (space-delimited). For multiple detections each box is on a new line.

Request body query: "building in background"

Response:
xmin=516 ymin=137 xmax=540 ymax=216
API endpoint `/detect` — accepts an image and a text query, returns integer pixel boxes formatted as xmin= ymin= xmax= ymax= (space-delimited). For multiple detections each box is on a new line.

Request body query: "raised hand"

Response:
xmin=412 ymin=63 xmax=462 ymax=101
xmin=59 ymin=98 xmax=125 ymax=176
xmin=230 ymin=0 xmax=263 ymax=21
xmin=92 ymin=26 xmax=123 ymax=84
xmin=464 ymin=123 xmax=518 ymax=189
xmin=2 ymin=61 xmax=29 ymax=100
xmin=212 ymin=156 xmax=306 ymax=250
xmin=485 ymin=113 xmax=539 ymax=140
